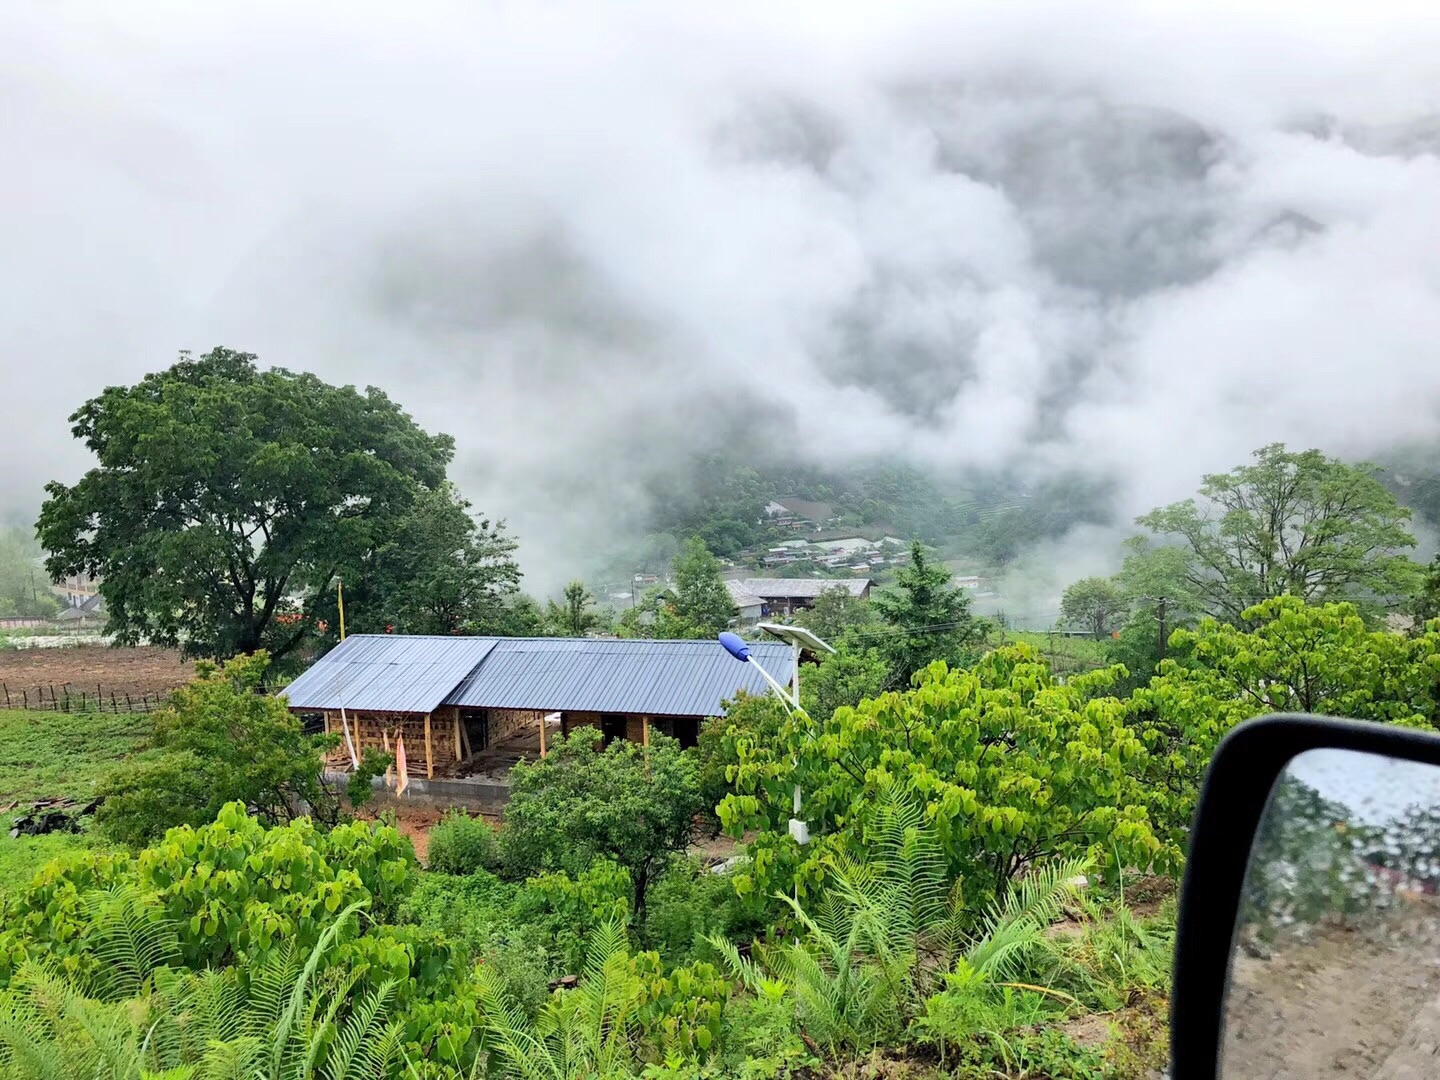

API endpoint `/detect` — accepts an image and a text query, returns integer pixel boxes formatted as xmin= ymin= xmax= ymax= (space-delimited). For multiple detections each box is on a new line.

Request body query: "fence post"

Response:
xmin=21 ymin=689 xmax=27 ymax=708
xmin=2 ymin=682 xmax=8 ymax=707
xmin=111 ymin=691 xmax=118 ymax=713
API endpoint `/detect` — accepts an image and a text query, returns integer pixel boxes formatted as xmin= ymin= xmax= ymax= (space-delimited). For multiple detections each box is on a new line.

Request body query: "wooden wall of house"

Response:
xmin=320 ymin=709 xmax=464 ymax=778
xmin=482 ymin=708 xmax=541 ymax=746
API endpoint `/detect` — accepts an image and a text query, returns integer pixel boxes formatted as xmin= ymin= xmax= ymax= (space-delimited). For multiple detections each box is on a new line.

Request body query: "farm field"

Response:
xmin=0 ymin=644 xmax=194 ymax=706
xmin=0 ymin=707 xmax=147 ymax=894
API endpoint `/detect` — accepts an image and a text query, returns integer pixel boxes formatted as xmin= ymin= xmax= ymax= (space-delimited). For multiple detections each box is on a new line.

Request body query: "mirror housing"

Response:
xmin=1171 ymin=713 xmax=1440 ymax=1078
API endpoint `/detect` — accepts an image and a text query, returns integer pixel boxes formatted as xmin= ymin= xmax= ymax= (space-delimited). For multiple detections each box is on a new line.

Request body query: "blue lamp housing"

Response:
xmin=718 ymin=631 xmax=751 ymax=662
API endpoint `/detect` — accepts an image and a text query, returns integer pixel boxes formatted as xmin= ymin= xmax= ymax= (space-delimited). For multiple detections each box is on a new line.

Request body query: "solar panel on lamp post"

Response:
xmin=718 ymin=631 xmax=811 ymax=844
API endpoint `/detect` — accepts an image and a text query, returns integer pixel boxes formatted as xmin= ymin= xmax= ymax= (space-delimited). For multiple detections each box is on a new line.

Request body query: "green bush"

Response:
xmin=0 ymin=800 xmax=416 ymax=981
xmin=500 ymin=729 xmax=704 ymax=917
xmin=95 ymin=652 xmax=341 ymax=846
xmin=400 ymin=869 xmax=553 ymax=1017
xmin=641 ymin=857 xmax=753 ymax=966
xmin=425 ymin=808 xmax=498 ymax=874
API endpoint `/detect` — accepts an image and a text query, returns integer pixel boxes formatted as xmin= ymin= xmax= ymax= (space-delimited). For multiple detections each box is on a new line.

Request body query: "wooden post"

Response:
xmin=539 ymin=713 xmax=548 ymax=759
xmin=424 ymin=713 xmax=434 ymax=778
xmin=459 ymin=715 xmax=472 ymax=760
xmin=452 ymin=709 xmax=462 ymax=762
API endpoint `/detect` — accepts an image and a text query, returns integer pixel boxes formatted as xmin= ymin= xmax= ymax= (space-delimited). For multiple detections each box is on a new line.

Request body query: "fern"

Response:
xmin=85 ymin=883 xmax=183 ymax=1001
xmin=967 ymin=856 xmax=1090 ymax=983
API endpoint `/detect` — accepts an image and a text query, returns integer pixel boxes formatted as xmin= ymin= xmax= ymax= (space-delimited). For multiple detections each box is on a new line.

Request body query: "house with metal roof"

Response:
xmin=281 ymin=634 xmax=794 ymax=780
xmin=731 ymin=577 xmax=873 ymax=617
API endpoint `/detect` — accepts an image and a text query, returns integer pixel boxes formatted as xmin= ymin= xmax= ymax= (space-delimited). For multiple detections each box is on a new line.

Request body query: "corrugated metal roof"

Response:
xmin=724 ymin=580 xmax=765 ymax=608
xmin=280 ymin=635 xmax=498 ymax=713
xmin=739 ymin=577 xmax=872 ymax=599
xmin=282 ymin=635 xmax=795 ymax=718
xmin=445 ymin=637 xmax=794 ymax=717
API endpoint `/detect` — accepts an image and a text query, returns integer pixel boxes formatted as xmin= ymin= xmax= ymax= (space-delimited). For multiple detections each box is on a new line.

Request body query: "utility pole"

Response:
xmin=1157 ymin=596 xmax=1168 ymax=660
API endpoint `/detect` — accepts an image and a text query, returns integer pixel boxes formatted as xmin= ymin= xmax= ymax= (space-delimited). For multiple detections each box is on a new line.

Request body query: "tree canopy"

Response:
xmin=719 ymin=646 xmax=1167 ymax=907
xmin=870 ymin=542 xmax=982 ymax=687
xmin=1131 ymin=596 xmax=1440 ymax=847
xmin=646 ymin=537 xmax=734 ymax=640
xmin=500 ymin=729 xmax=704 ymax=916
xmin=1135 ymin=443 xmax=1420 ymax=623
xmin=36 ymin=348 xmax=509 ymax=661
xmin=1060 ymin=577 xmax=1125 ymax=639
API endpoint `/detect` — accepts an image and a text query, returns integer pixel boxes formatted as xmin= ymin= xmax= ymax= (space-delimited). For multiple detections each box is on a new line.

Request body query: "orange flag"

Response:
xmin=395 ymin=734 xmax=410 ymax=796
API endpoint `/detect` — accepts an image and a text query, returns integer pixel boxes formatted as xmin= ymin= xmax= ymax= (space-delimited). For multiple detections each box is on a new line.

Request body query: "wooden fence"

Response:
xmin=0 ymin=681 xmax=176 ymax=714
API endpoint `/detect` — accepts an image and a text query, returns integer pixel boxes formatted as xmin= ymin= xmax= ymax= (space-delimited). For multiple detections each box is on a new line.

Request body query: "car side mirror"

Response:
xmin=1171 ymin=714 xmax=1440 ymax=1078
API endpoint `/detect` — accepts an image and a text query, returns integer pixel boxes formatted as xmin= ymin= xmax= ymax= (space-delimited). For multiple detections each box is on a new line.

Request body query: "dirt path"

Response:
xmin=1223 ymin=903 xmax=1440 ymax=1076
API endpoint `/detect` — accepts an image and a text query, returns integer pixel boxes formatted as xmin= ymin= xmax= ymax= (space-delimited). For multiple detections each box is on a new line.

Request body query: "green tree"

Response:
xmin=336 ymin=482 xmax=521 ymax=637
xmin=95 ymin=652 xmax=361 ymax=846
xmin=799 ymin=642 xmax=891 ymax=724
xmin=795 ymin=585 xmax=877 ymax=645
xmin=500 ymin=729 xmax=705 ymax=917
xmin=655 ymin=537 xmax=734 ymax=639
xmin=0 ymin=529 xmax=58 ymax=618
xmin=870 ymin=542 xmax=982 ymax=687
xmin=695 ymin=692 xmax=789 ymax=823
xmin=546 ymin=580 xmax=600 ymax=637
xmin=1060 ymin=577 xmax=1125 ymax=639
xmin=1132 ymin=596 xmax=1440 ymax=849
xmin=720 ymin=646 xmax=1167 ymax=908
xmin=1412 ymin=553 xmax=1440 ymax=628
xmin=1135 ymin=444 xmax=1420 ymax=624
xmin=37 ymin=348 xmax=459 ymax=662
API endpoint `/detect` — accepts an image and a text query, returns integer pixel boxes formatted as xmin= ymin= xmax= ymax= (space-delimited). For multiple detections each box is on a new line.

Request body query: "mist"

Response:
xmin=4 ymin=0 xmax=1440 ymax=591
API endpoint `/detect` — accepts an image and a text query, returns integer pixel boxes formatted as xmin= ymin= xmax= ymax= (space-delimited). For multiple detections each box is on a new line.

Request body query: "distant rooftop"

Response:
xmin=737 ymin=578 xmax=872 ymax=599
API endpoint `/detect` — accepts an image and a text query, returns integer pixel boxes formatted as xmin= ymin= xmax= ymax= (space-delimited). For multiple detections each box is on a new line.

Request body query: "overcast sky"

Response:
xmin=4 ymin=0 xmax=1440 ymax=589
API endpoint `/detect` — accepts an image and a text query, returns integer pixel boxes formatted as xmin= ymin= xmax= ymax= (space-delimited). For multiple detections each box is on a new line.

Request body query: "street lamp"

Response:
xmin=718 ymin=630 xmax=820 ymax=844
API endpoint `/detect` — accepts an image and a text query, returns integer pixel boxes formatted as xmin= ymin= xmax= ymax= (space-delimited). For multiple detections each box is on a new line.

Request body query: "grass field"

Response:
xmin=997 ymin=630 xmax=1113 ymax=672
xmin=0 ymin=708 xmax=150 ymax=893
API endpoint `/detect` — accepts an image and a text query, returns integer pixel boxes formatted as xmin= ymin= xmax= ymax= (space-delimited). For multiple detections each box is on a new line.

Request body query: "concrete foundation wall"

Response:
xmin=327 ymin=769 xmax=511 ymax=814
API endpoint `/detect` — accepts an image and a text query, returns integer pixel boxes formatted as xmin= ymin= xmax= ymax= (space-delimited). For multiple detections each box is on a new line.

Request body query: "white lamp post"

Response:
xmin=718 ymin=628 xmax=834 ymax=845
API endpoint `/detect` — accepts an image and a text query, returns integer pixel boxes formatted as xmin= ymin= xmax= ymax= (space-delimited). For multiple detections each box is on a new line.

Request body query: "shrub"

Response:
xmin=500 ymin=729 xmax=704 ymax=917
xmin=95 ymin=652 xmax=339 ymax=846
xmin=400 ymin=869 xmax=553 ymax=1016
xmin=0 ymin=800 xmax=417 ymax=982
xmin=641 ymin=857 xmax=752 ymax=966
xmin=721 ymin=645 xmax=1167 ymax=907
xmin=426 ymin=809 xmax=498 ymax=875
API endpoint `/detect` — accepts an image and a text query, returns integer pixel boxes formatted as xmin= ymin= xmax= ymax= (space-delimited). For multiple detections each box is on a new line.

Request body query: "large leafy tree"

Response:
xmin=719 ymin=646 xmax=1166 ymax=909
xmin=329 ymin=482 xmax=521 ymax=637
xmin=1135 ymin=444 xmax=1420 ymax=624
xmin=1060 ymin=577 xmax=1125 ymax=639
xmin=1131 ymin=596 xmax=1440 ymax=848
xmin=37 ymin=348 xmax=462 ymax=661
xmin=870 ymin=541 xmax=981 ymax=687
xmin=545 ymin=580 xmax=601 ymax=637
xmin=500 ymin=729 xmax=704 ymax=917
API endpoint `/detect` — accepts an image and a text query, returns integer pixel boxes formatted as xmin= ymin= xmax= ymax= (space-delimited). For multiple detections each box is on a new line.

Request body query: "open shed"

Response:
xmin=280 ymin=634 xmax=795 ymax=779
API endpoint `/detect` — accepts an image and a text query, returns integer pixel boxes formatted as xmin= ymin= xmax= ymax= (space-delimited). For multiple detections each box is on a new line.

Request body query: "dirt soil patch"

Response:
xmin=0 ymin=646 xmax=194 ymax=702
xmin=1224 ymin=901 xmax=1440 ymax=1077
